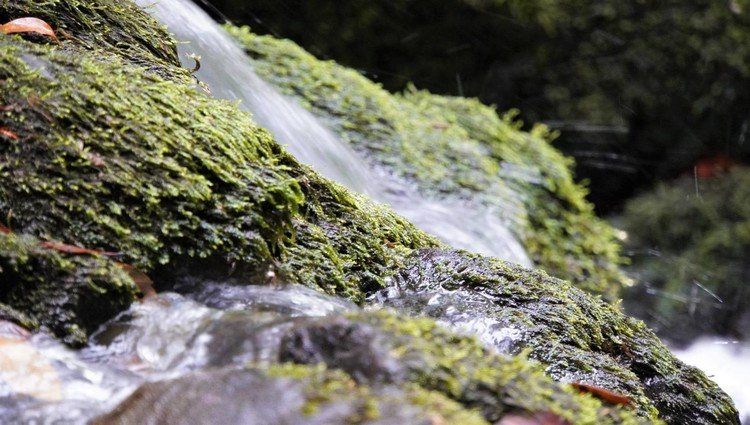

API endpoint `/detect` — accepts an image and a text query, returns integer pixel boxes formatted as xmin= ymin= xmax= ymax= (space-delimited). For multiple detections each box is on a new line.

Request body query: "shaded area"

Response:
xmin=619 ymin=168 xmax=750 ymax=345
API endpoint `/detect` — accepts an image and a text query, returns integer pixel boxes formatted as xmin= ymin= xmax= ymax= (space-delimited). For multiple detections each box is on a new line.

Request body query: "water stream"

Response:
xmin=1 ymin=0 xmax=746 ymax=422
xmin=0 ymin=284 xmax=359 ymax=423
xmin=135 ymin=0 xmax=532 ymax=267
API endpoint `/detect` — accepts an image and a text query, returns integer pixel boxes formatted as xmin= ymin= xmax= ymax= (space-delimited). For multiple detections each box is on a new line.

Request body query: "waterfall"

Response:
xmin=135 ymin=0 xmax=532 ymax=267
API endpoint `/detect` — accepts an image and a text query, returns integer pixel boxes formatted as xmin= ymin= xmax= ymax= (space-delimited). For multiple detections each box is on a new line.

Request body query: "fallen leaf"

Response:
xmin=39 ymin=240 xmax=119 ymax=257
xmin=571 ymin=382 xmax=633 ymax=407
xmin=0 ymin=127 xmax=18 ymax=140
xmin=117 ymin=262 xmax=156 ymax=299
xmin=0 ymin=17 xmax=60 ymax=45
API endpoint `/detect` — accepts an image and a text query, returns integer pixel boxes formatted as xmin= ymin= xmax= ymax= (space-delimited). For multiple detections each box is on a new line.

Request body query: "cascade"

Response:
xmin=135 ymin=0 xmax=532 ymax=267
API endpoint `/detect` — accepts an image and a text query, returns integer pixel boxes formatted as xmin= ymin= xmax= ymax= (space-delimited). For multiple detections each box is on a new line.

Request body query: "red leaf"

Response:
xmin=0 ymin=127 xmax=18 ymax=140
xmin=0 ymin=224 xmax=10 ymax=235
xmin=0 ymin=17 xmax=60 ymax=45
xmin=571 ymin=382 xmax=633 ymax=407
xmin=39 ymin=240 xmax=119 ymax=257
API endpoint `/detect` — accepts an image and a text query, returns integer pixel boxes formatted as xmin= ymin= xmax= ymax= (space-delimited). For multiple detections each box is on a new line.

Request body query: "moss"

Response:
xmin=0 ymin=2 xmax=739 ymax=423
xmin=0 ymin=0 xmax=436 ymax=341
xmin=379 ymin=248 xmax=739 ymax=424
xmin=0 ymin=0 xmax=186 ymax=81
xmin=279 ymin=311 xmax=645 ymax=424
xmin=225 ymin=25 xmax=626 ymax=299
xmin=0 ymin=232 xmax=137 ymax=346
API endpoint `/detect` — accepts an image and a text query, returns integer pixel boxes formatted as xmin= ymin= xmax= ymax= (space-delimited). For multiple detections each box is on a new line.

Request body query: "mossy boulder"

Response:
xmin=0 ymin=233 xmax=137 ymax=346
xmin=226 ymin=26 xmax=626 ymax=300
xmin=0 ymin=3 xmax=438 ymax=335
xmin=377 ymin=249 xmax=738 ymax=424
xmin=93 ymin=365 xmax=489 ymax=425
xmin=619 ymin=168 xmax=750 ymax=344
xmin=0 ymin=0 xmax=740 ymax=423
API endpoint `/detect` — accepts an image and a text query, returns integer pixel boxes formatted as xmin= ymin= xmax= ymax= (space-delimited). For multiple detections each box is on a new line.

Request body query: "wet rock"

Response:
xmin=92 ymin=366 xmax=487 ymax=425
xmin=371 ymin=248 xmax=739 ymax=424
xmin=0 ymin=233 xmax=138 ymax=346
xmin=273 ymin=312 xmax=643 ymax=424
xmin=280 ymin=316 xmax=406 ymax=385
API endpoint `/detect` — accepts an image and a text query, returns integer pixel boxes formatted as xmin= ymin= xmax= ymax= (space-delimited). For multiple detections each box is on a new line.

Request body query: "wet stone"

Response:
xmin=92 ymin=367 xmax=454 ymax=425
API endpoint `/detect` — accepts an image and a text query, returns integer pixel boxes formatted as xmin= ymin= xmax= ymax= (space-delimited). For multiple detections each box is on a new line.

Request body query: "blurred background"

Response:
xmin=197 ymin=0 xmax=750 ymax=417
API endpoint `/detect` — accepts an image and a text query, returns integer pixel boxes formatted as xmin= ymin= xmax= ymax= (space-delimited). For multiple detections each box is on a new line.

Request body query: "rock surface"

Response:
xmin=0 ymin=1 xmax=740 ymax=423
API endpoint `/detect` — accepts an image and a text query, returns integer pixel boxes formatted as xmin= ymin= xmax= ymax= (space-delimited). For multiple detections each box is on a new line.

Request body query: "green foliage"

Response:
xmin=227 ymin=26 xmax=626 ymax=298
xmin=620 ymin=168 xmax=750 ymax=342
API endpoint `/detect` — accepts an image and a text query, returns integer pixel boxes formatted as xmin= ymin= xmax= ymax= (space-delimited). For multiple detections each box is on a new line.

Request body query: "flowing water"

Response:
xmin=2 ymin=0 xmax=747 ymax=422
xmin=135 ymin=0 xmax=532 ymax=267
xmin=0 ymin=284 xmax=359 ymax=423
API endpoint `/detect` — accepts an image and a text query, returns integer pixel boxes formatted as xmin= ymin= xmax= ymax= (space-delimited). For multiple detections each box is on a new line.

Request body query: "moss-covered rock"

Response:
xmin=619 ymin=168 xmax=750 ymax=344
xmin=0 ymin=0 xmax=436 ymax=342
xmin=376 ymin=248 xmax=738 ymax=424
xmin=0 ymin=232 xmax=137 ymax=346
xmin=0 ymin=1 xmax=740 ymax=423
xmin=0 ymin=0 xmax=185 ymax=80
xmin=226 ymin=26 xmax=626 ymax=299
xmin=94 ymin=364 xmax=489 ymax=425
xmin=278 ymin=311 xmax=644 ymax=424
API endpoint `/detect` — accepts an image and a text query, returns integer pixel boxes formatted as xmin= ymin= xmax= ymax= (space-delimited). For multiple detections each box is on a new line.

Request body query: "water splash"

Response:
xmin=135 ymin=0 xmax=532 ymax=267
xmin=0 ymin=283 xmax=360 ymax=423
xmin=675 ymin=339 xmax=750 ymax=424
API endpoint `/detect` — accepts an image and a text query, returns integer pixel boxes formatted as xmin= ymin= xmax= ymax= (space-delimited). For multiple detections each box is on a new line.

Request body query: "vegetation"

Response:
xmin=620 ymin=168 xmax=750 ymax=344
xmin=0 ymin=0 xmax=740 ymax=422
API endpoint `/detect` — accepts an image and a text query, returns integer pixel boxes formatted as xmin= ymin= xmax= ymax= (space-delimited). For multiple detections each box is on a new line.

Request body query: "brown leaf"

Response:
xmin=0 ymin=17 xmax=60 ymax=45
xmin=116 ymin=262 xmax=156 ymax=299
xmin=0 ymin=127 xmax=18 ymax=140
xmin=571 ymin=382 xmax=634 ymax=407
xmin=39 ymin=240 xmax=119 ymax=257
xmin=0 ymin=223 xmax=10 ymax=234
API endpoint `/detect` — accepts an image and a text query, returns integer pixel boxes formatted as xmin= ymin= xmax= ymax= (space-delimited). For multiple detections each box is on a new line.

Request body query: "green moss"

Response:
xmin=381 ymin=248 xmax=738 ymax=424
xmin=279 ymin=310 xmax=646 ymax=424
xmin=264 ymin=362 xmax=489 ymax=424
xmin=226 ymin=25 xmax=626 ymax=299
xmin=0 ymin=2 xmax=738 ymax=423
xmin=0 ymin=0 xmax=437 ymax=340
xmin=0 ymin=232 xmax=137 ymax=346
xmin=0 ymin=0 xmax=186 ymax=81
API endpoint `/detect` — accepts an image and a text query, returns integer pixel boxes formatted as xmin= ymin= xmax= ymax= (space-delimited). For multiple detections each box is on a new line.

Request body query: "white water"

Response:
xmin=0 ymin=284 xmax=358 ymax=423
xmin=675 ymin=339 xmax=750 ymax=424
xmin=135 ymin=0 xmax=532 ymax=267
